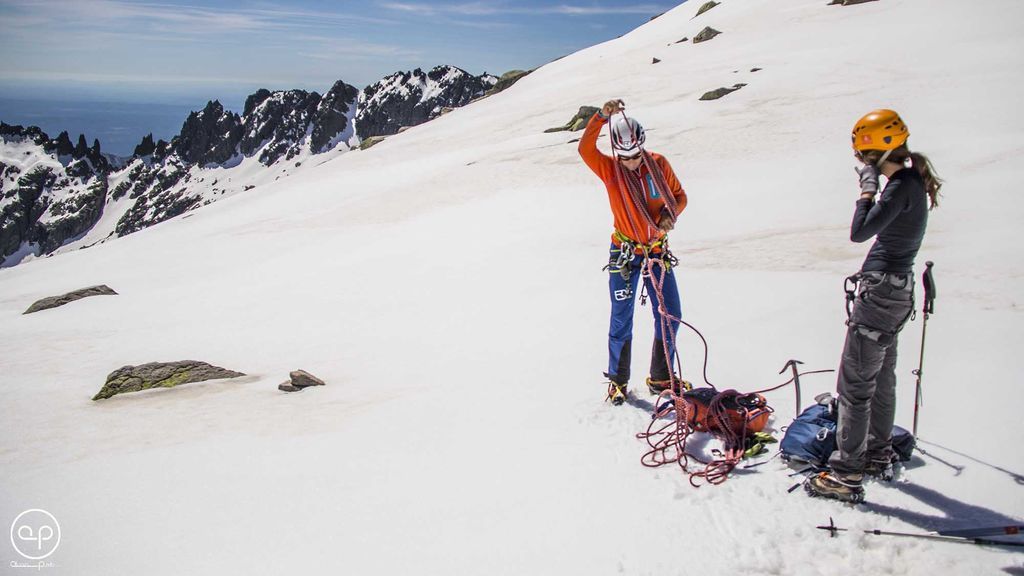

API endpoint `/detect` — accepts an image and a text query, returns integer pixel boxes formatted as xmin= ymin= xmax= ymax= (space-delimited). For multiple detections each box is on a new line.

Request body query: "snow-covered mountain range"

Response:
xmin=0 ymin=65 xmax=501 ymax=267
xmin=2 ymin=0 xmax=1022 ymax=574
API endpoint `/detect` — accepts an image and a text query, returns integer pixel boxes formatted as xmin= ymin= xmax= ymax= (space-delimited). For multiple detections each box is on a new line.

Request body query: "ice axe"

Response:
xmin=912 ymin=261 xmax=936 ymax=437
xmin=779 ymin=359 xmax=804 ymax=414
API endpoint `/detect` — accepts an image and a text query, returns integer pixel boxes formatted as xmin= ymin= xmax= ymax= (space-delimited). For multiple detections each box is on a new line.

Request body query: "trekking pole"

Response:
xmin=911 ymin=261 xmax=935 ymax=437
xmin=862 ymin=528 xmax=1024 ymax=548
xmin=818 ymin=519 xmax=1024 ymax=548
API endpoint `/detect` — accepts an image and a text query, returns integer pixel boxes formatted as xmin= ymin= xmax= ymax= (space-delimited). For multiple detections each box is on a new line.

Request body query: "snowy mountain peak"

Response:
xmin=355 ymin=65 xmax=495 ymax=138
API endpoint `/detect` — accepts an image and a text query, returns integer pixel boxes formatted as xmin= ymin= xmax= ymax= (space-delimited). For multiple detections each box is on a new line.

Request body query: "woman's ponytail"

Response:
xmin=909 ymin=151 xmax=943 ymax=209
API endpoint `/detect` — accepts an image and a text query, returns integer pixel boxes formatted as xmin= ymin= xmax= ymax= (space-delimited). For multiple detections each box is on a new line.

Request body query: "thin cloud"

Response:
xmin=551 ymin=4 xmax=668 ymax=15
xmin=296 ymin=35 xmax=422 ymax=61
xmin=379 ymin=2 xmax=501 ymax=16
xmin=0 ymin=69 xmax=274 ymax=86
xmin=378 ymin=1 xmax=670 ymax=17
xmin=0 ymin=0 xmax=397 ymax=35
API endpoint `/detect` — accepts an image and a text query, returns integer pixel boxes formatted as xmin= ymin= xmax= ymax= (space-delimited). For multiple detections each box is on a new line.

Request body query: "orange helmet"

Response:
xmin=851 ymin=109 xmax=909 ymax=152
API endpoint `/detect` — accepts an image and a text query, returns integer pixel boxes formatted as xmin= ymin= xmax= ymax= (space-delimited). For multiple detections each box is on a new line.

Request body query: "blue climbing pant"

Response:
xmin=606 ymin=243 xmax=681 ymax=384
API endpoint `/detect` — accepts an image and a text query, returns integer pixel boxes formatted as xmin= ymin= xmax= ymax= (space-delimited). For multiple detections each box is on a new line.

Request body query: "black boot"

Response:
xmin=650 ymin=339 xmax=670 ymax=381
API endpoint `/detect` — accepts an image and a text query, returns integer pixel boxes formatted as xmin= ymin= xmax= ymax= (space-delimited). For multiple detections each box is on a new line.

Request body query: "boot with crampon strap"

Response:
xmin=606 ymin=381 xmax=628 ymax=406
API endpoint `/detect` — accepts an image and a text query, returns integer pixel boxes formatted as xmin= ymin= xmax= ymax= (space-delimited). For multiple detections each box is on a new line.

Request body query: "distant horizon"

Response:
xmin=0 ymin=66 xmax=499 ymax=157
xmin=0 ymin=0 xmax=678 ymax=155
xmin=0 ymin=96 xmax=211 ymax=157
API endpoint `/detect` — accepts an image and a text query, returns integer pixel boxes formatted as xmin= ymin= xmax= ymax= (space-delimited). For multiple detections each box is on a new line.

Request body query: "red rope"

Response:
xmin=638 ymin=388 xmax=771 ymax=487
xmin=607 ymin=111 xmax=678 ymax=245
xmin=642 ymin=253 xmax=684 ymax=390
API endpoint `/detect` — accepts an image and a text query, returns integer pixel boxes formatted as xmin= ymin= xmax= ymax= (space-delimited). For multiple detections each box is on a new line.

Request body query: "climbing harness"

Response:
xmin=843 ymin=271 xmax=915 ymax=345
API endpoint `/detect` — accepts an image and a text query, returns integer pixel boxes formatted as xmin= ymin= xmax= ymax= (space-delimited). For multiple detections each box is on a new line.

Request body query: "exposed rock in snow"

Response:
xmin=93 ymin=361 xmax=246 ymax=400
xmin=290 ymin=370 xmax=326 ymax=389
xmin=544 ymin=106 xmax=600 ymax=133
xmin=694 ymin=26 xmax=722 ymax=43
xmin=486 ymin=70 xmax=531 ymax=97
xmin=23 ymin=284 xmax=118 ymax=314
xmin=700 ymin=83 xmax=747 ymax=100
xmin=695 ymin=1 xmax=720 ymax=18
xmin=279 ymin=370 xmax=326 ymax=392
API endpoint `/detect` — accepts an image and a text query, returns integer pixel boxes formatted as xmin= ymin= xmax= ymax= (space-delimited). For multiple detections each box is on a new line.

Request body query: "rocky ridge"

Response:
xmin=1 ymin=66 xmax=499 ymax=267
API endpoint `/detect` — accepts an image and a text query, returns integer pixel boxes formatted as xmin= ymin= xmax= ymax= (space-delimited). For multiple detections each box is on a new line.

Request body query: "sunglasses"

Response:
xmin=617 ymin=151 xmax=643 ymax=162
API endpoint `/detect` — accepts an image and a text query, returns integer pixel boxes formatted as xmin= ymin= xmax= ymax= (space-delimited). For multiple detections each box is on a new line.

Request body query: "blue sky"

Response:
xmin=0 ymin=0 xmax=677 ymax=105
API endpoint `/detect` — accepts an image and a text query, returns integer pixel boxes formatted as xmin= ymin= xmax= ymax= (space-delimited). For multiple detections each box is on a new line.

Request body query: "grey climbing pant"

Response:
xmin=829 ymin=271 xmax=914 ymax=476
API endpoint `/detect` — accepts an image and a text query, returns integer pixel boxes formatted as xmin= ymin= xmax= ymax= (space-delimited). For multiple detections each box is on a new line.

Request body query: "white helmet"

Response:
xmin=609 ymin=116 xmax=645 ymax=158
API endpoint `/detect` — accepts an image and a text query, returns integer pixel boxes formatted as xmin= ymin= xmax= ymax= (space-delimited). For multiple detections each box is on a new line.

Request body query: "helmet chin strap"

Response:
xmin=875 ymin=148 xmax=894 ymax=167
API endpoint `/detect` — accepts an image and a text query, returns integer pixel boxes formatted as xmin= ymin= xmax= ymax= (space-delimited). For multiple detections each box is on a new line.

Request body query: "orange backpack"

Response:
xmin=681 ymin=387 xmax=772 ymax=436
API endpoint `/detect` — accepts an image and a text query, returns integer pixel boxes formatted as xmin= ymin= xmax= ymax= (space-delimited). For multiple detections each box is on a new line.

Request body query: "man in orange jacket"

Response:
xmin=579 ymin=99 xmax=688 ymax=405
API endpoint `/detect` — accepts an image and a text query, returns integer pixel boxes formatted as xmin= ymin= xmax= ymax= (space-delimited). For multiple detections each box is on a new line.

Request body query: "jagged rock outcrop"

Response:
xmin=237 ymin=80 xmax=359 ymax=166
xmin=35 ymin=178 xmax=107 ymax=253
xmin=242 ymin=89 xmax=321 ymax=165
xmin=0 ymin=124 xmax=112 ymax=265
xmin=310 ymin=80 xmax=360 ymax=153
xmin=133 ymin=133 xmax=156 ymax=158
xmin=356 ymin=66 xmax=495 ymax=138
xmin=113 ymin=155 xmax=194 ymax=236
xmin=175 ymin=100 xmax=243 ymax=166
xmin=92 ymin=361 xmax=246 ymax=400
xmin=50 ymin=131 xmax=74 ymax=157
xmin=1 ymin=165 xmax=54 ymax=258
xmin=23 ymin=284 xmax=118 ymax=314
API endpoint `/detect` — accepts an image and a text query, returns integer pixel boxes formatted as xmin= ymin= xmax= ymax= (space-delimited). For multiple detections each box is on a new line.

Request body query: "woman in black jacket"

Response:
xmin=807 ymin=110 xmax=943 ymax=503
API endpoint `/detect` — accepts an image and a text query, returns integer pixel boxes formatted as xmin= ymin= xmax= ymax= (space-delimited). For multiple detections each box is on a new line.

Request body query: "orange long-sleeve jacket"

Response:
xmin=578 ymin=113 xmax=687 ymax=248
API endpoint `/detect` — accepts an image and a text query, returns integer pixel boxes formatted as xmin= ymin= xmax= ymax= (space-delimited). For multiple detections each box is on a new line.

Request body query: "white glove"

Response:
xmin=856 ymin=164 xmax=879 ymax=195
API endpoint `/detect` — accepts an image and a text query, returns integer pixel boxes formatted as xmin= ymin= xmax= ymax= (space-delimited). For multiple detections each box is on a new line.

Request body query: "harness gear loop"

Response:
xmin=844 ymin=273 xmax=862 ymax=320
xmin=843 ymin=271 xmax=915 ymax=345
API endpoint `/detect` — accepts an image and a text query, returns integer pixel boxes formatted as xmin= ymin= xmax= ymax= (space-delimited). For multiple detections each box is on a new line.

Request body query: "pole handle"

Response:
xmin=922 ymin=261 xmax=936 ymax=314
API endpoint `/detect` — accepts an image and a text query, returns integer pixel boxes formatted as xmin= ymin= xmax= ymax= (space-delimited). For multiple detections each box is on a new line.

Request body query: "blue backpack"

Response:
xmin=781 ymin=394 xmax=915 ymax=467
xmin=780 ymin=399 xmax=838 ymax=467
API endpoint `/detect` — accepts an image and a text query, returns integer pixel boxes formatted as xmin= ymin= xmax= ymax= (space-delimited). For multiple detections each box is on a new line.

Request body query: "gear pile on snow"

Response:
xmin=638 ymin=387 xmax=774 ymax=486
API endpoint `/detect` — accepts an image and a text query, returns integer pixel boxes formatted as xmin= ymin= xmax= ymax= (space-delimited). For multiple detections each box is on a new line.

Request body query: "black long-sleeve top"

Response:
xmin=851 ymin=167 xmax=928 ymax=274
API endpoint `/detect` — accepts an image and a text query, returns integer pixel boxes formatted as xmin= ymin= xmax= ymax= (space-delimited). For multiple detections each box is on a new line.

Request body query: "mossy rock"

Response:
xmin=486 ymin=70 xmax=532 ymax=96
xmin=544 ymin=106 xmax=600 ymax=133
xmin=695 ymin=1 xmax=720 ymax=17
xmin=359 ymin=136 xmax=387 ymax=150
xmin=93 ymin=361 xmax=245 ymax=400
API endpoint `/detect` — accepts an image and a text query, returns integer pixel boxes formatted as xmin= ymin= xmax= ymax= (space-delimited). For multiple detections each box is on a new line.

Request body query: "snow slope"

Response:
xmin=2 ymin=0 xmax=1023 ymax=574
